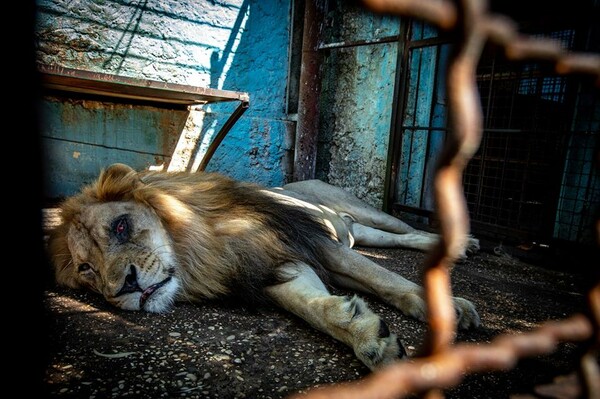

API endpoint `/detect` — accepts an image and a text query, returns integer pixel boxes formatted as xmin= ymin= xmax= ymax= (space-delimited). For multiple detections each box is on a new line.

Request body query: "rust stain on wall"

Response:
xmin=158 ymin=109 xmax=189 ymax=164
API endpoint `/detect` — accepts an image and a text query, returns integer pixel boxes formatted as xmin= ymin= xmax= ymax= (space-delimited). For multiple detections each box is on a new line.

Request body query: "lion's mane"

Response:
xmin=48 ymin=164 xmax=335 ymax=304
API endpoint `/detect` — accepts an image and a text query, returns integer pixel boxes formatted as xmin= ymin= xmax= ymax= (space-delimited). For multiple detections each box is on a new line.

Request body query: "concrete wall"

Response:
xmin=316 ymin=2 xmax=400 ymax=209
xmin=36 ymin=0 xmax=408 ymax=210
xmin=36 ymin=0 xmax=295 ymax=198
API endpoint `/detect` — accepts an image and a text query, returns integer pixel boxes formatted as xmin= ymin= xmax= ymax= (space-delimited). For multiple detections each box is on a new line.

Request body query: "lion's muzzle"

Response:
xmin=116 ymin=265 xmax=143 ymax=296
xmin=115 ymin=265 xmax=173 ymax=309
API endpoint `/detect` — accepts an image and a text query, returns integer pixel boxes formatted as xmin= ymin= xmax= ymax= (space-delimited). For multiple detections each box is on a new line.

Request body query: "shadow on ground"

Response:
xmin=40 ymin=244 xmax=590 ymax=399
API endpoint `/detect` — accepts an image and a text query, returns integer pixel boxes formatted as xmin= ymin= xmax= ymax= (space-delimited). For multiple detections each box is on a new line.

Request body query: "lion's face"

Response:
xmin=57 ymin=200 xmax=181 ymax=312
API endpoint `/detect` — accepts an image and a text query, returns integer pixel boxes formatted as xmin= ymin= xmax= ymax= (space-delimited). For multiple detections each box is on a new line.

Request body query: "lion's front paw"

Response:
xmin=453 ymin=297 xmax=481 ymax=329
xmin=354 ymin=319 xmax=407 ymax=370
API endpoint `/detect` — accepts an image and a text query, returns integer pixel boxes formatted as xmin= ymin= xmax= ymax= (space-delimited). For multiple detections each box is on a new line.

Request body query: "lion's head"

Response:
xmin=48 ymin=163 xmax=181 ymax=312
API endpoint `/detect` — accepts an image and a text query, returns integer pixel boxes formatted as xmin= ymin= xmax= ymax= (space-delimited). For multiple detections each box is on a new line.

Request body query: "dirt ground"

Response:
xmin=36 ymin=230 xmax=597 ymax=399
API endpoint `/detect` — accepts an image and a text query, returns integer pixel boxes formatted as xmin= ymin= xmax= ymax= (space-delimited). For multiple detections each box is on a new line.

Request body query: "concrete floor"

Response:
xmin=38 ymin=241 xmax=593 ymax=399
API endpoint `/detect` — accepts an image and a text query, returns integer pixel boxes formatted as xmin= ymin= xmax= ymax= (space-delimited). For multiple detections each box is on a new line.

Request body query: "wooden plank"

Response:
xmin=41 ymin=99 xmax=183 ymax=156
xmin=39 ymin=64 xmax=250 ymax=105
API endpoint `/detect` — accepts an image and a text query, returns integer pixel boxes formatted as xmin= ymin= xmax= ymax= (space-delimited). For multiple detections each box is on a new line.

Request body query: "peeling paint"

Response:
xmin=315 ymin=3 xmax=401 ymax=209
xmin=317 ymin=42 xmax=398 ymax=209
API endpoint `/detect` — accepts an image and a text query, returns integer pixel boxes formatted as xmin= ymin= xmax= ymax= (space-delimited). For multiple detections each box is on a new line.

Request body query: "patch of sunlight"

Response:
xmin=167 ymin=109 xmax=206 ymax=172
xmin=191 ymin=117 xmax=219 ymax=172
xmin=354 ymin=249 xmax=391 ymax=260
xmin=46 ymin=292 xmax=142 ymax=329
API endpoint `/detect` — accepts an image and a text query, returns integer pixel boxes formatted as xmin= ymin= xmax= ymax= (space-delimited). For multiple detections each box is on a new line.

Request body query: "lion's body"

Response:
xmin=48 ymin=164 xmax=480 ymax=370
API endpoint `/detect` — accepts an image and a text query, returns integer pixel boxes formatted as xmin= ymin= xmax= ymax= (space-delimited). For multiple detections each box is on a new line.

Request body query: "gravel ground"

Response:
xmin=38 ymin=237 xmax=594 ymax=399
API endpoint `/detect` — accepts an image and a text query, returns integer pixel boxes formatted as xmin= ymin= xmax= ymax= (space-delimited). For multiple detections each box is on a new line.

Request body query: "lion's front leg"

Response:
xmin=265 ymin=262 xmax=407 ymax=370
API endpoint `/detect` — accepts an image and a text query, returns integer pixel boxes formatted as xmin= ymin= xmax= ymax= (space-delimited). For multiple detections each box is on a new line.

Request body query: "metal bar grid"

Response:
xmin=465 ymin=32 xmax=598 ymax=243
xmin=463 ymin=128 xmax=562 ymax=239
xmin=291 ymin=0 xmax=600 ymax=398
xmin=395 ymin=40 xmax=452 ymax=218
xmin=393 ymin=10 xmax=596 ymax=244
xmin=554 ymin=88 xmax=600 ymax=244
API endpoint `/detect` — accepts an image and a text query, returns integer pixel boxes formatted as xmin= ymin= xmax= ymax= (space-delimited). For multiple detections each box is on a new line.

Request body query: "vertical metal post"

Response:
xmin=293 ymin=0 xmax=325 ymax=181
xmin=384 ymin=20 xmax=411 ymax=212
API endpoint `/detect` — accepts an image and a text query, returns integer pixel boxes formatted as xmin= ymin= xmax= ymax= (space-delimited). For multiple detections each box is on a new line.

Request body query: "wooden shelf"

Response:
xmin=38 ymin=64 xmax=250 ymax=106
xmin=38 ymin=64 xmax=250 ymax=172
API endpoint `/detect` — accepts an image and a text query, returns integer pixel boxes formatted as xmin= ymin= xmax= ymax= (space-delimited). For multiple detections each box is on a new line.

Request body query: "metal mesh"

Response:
xmin=394 ymin=20 xmax=598 ymax=245
xmin=463 ymin=40 xmax=575 ymax=242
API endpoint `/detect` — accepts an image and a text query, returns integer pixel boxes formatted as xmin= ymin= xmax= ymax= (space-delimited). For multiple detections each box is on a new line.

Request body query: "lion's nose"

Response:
xmin=116 ymin=265 xmax=142 ymax=296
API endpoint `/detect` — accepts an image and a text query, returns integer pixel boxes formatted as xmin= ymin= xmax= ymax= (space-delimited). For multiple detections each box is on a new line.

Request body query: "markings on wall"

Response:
xmin=72 ymin=151 xmax=81 ymax=159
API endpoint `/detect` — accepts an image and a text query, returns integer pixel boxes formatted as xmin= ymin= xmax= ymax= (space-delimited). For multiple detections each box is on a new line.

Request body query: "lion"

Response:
xmin=47 ymin=163 xmax=481 ymax=370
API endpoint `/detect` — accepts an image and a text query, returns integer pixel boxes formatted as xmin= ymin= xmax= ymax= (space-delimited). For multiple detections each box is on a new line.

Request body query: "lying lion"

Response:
xmin=47 ymin=163 xmax=480 ymax=370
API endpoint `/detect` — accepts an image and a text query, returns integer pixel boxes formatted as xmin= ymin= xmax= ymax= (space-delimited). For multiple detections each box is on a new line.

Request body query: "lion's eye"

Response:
xmin=78 ymin=263 xmax=91 ymax=272
xmin=111 ymin=215 xmax=131 ymax=243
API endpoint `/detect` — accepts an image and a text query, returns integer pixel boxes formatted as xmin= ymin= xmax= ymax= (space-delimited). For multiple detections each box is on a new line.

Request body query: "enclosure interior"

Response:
xmin=386 ymin=2 xmax=599 ymax=255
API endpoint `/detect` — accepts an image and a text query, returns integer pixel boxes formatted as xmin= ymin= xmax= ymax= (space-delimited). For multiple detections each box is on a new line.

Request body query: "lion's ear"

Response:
xmin=94 ymin=163 xmax=141 ymax=201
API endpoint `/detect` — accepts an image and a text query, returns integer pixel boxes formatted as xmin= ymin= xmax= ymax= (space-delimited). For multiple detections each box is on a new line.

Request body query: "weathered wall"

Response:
xmin=41 ymin=97 xmax=187 ymax=198
xmin=36 ymin=0 xmax=294 ymax=197
xmin=316 ymin=2 xmax=400 ymax=209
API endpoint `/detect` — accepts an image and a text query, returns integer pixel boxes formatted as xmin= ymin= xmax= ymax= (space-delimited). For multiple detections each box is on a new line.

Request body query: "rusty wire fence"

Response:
xmin=289 ymin=0 xmax=600 ymax=398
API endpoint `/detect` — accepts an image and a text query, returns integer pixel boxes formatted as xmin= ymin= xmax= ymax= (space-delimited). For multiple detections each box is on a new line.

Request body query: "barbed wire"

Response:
xmin=289 ymin=0 xmax=600 ymax=397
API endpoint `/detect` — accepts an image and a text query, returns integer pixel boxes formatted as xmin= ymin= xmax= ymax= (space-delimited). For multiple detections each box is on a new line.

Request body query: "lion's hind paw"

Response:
xmin=354 ymin=318 xmax=408 ymax=370
xmin=466 ymin=235 xmax=481 ymax=255
xmin=456 ymin=236 xmax=481 ymax=263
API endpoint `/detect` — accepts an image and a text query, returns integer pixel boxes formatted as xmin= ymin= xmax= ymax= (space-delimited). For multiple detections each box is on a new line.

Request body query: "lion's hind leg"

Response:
xmin=350 ymin=223 xmax=438 ymax=251
xmin=350 ymin=222 xmax=480 ymax=259
xmin=265 ymin=262 xmax=407 ymax=370
xmin=283 ymin=179 xmax=415 ymax=234
xmin=323 ymin=245 xmax=482 ymax=330
xmin=283 ymin=180 xmax=480 ymax=257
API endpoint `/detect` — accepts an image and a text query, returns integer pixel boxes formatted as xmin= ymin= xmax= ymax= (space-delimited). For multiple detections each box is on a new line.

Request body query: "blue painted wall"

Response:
xmin=41 ymin=98 xmax=186 ymax=197
xmin=36 ymin=0 xmax=295 ymax=198
xmin=316 ymin=2 xmax=401 ymax=209
xmin=202 ymin=0 xmax=295 ymax=186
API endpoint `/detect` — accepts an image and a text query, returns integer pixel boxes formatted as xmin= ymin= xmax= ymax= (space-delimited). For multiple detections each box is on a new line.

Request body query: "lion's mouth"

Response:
xmin=139 ymin=277 xmax=172 ymax=308
xmin=115 ymin=265 xmax=173 ymax=309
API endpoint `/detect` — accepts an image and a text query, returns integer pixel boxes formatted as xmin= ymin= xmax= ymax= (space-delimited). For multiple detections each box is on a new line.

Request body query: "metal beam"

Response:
xmin=293 ymin=0 xmax=325 ymax=181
